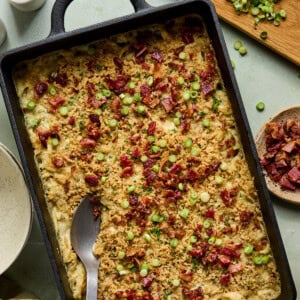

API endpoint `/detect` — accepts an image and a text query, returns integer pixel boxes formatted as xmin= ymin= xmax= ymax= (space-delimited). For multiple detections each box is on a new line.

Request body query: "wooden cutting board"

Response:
xmin=212 ymin=0 xmax=300 ymax=66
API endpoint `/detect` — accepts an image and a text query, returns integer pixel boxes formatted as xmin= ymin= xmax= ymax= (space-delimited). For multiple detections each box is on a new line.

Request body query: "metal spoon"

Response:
xmin=71 ymin=195 xmax=101 ymax=300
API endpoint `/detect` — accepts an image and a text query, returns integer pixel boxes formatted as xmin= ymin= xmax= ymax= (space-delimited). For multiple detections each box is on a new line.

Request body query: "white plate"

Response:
xmin=0 ymin=143 xmax=32 ymax=275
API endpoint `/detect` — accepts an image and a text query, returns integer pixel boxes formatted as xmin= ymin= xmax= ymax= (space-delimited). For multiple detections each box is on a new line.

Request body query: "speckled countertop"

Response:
xmin=0 ymin=0 xmax=299 ymax=299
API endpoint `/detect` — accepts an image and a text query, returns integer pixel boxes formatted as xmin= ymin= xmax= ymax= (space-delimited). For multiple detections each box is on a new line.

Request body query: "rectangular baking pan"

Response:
xmin=0 ymin=0 xmax=296 ymax=298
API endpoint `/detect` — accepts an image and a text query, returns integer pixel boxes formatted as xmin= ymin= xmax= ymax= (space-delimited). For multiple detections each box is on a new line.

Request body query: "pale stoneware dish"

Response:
xmin=9 ymin=0 xmax=46 ymax=12
xmin=255 ymin=106 xmax=300 ymax=205
xmin=0 ymin=143 xmax=32 ymax=275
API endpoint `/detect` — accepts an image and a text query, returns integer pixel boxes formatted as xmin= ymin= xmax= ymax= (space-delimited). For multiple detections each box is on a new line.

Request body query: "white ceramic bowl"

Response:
xmin=0 ymin=18 xmax=6 ymax=47
xmin=0 ymin=143 xmax=32 ymax=275
xmin=9 ymin=0 xmax=46 ymax=12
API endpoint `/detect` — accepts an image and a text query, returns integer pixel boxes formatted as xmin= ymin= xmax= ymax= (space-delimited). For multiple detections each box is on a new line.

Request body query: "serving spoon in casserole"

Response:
xmin=71 ymin=195 xmax=101 ymax=300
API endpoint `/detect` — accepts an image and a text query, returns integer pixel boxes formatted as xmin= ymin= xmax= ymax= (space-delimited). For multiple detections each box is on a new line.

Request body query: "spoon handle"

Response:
xmin=86 ymin=266 xmax=98 ymax=300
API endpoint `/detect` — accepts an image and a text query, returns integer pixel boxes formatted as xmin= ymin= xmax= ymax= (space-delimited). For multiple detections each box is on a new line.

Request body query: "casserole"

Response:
xmin=0 ymin=0 xmax=296 ymax=299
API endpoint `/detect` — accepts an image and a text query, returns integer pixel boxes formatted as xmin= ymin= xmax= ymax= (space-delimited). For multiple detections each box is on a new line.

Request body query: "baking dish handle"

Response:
xmin=130 ymin=0 xmax=152 ymax=12
xmin=49 ymin=0 xmax=152 ymax=37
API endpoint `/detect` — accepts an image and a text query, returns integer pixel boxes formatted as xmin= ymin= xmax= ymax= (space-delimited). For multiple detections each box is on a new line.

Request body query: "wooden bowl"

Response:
xmin=255 ymin=106 xmax=300 ymax=205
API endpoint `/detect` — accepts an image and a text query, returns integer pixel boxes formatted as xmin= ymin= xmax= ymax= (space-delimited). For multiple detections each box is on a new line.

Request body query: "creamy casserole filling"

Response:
xmin=14 ymin=16 xmax=280 ymax=300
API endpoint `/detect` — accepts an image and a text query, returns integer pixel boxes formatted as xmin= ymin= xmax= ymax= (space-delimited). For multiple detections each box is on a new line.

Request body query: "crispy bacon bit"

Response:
xmin=220 ymin=274 xmax=231 ymax=285
xmin=110 ymin=97 xmax=121 ymax=113
xmin=155 ymin=82 xmax=168 ymax=92
xmin=181 ymin=30 xmax=194 ymax=44
xmin=68 ymin=117 xmax=76 ymax=126
xmin=288 ymin=167 xmax=300 ymax=184
xmin=120 ymin=155 xmax=133 ymax=168
xmin=220 ymin=246 xmax=240 ymax=259
xmin=201 ymin=81 xmax=214 ymax=97
xmin=89 ymin=196 xmax=100 ymax=205
xmin=147 ymin=121 xmax=156 ymax=136
xmin=186 ymin=169 xmax=199 ymax=182
xmin=89 ymin=114 xmax=101 ymax=126
xmin=113 ymin=56 xmax=123 ymax=69
xmin=189 ymin=243 xmax=208 ymax=259
xmin=80 ymin=138 xmax=96 ymax=148
xmin=151 ymin=49 xmax=163 ymax=63
xmin=106 ymin=74 xmax=130 ymax=94
xmin=142 ymin=275 xmax=155 ymax=288
xmin=84 ymin=174 xmax=99 ymax=186
xmin=35 ymin=82 xmax=48 ymax=97
xmin=218 ymin=255 xmax=231 ymax=267
xmin=220 ymin=188 xmax=238 ymax=207
xmin=49 ymin=72 xmax=68 ymax=87
xmin=182 ymin=287 xmax=204 ymax=300
xmin=204 ymin=208 xmax=215 ymax=219
xmin=86 ymin=124 xmax=101 ymax=140
xmin=181 ymin=118 xmax=191 ymax=133
xmin=240 ymin=210 xmax=254 ymax=226
xmin=133 ymin=42 xmax=148 ymax=64
xmin=161 ymin=96 xmax=175 ymax=113
xmin=48 ymin=97 xmax=65 ymax=110
xmin=51 ymin=156 xmax=64 ymax=168
xmin=87 ymin=82 xmax=96 ymax=96
xmin=228 ymin=263 xmax=243 ymax=274
xmin=180 ymin=270 xmax=194 ymax=282
xmin=130 ymin=134 xmax=141 ymax=144
xmin=174 ymin=45 xmax=185 ymax=56
xmin=37 ymin=129 xmax=51 ymax=147
xmin=131 ymin=147 xmax=141 ymax=159
xmin=121 ymin=167 xmax=134 ymax=178
xmin=169 ymin=163 xmax=183 ymax=175
xmin=140 ymin=84 xmax=152 ymax=99
xmin=93 ymin=205 xmax=100 ymax=220
xmin=143 ymin=168 xmax=156 ymax=186
xmin=279 ymin=175 xmax=296 ymax=191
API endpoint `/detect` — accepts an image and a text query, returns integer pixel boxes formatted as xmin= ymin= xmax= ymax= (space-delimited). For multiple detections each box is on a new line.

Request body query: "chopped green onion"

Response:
xmin=212 ymin=97 xmax=222 ymax=112
xmin=178 ymin=182 xmax=184 ymax=191
xmin=190 ymin=146 xmax=201 ymax=157
xmin=177 ymin=76 xmax=185 ymax=85
xmin=26 ymin=101 xmax=36 ymax=110
xmin=191 ymin=192 xmax=198 ymax=199
xmin=140 ymin=155 xmax=148 ymax=163
xmin=121 ymin=106 xmax=129 ymax=116
xmin=123 ymin=96 xmax=133 ymax=105
xmin=202 ymin=119 xmax=210 ymax=128
xmin=128 ymin=81 xmax=136 ymax=89
xmin=58 ymin=106 xmax=69 ymax=116
xmin=260 ymin=31 xmax=268 ymax=40
xmin=168 ymin=154 xmax=177 ymax=163
xmin=250 ymin=7 xmax=260 ymax=16
xmin=51 ymin=138 xmax=59 ymax=147
xmin=190 ymin=91 xmax=198 ymax=99
xmin=119 ymin=93 xmax=125 ymax=99
xmin=175 ymin=111 xmax=182 ymax=118
xmin=244 ymin=244 xmax=254 ymax=255
xmin=215 ymin=175 xmax=224 ymax=185
xmin=101 ymin=176 xmax=107 ymax=183
xmin=191 ymin=81 xmax=200 ymax=91
xmin=190 ymin=235 xmax=197 ymax=244
xmin=134 ymin=92 xmax=142 ymax=102
xmin=179 ymin=208 xmax=189 ymax=219
xmin=87 ymin=45 xmax=96 ymax=55
xmin=239 ymin=46 xmax=247 ymax=56
xmin=233 ymin=143 xmax=240 ymax=150
xmin=234 ymin=40 xmax=243 ymax=50
xmin=179 ymin=51 xmax=186 ymax=60
xmin=231 ymin=59 xmax=236 ymax=69
xmin=183 ymin=91 xmax=191 ymax=101
xmin=170 ymin=238 xmax=178 ymax=248
xmin=189 ymin=198 xmax=197 ymax=205
xmin=116 ymin=264 xmax=124 ymax=272
xmin=108 ymin=119 xmax=118 ymax=128
xmin=128 ymin=185 xmax=135 ymax=193
xmin=118 ymin=251 xmax=126 ymax=259
xmin=173 ymin=117 xmax=180 ymax=126
xmin=151 ymin=259 xmax=161 ymax=267
xmin=172 ymin=279 xmax=180 ymax=287
xmin=208 ymin=237 xmax=216 ymax=244
xmin=147 ymin=135 xmax=155 ymax=143
xmin=144 ymin=233 xmax=152 ymax=242
xmin=203 ymin=219 xmax=211 ymax=229
xmin=127 ymin=231 xmax=135 ymax=240
xmin=49 ymin=86 xmax=56 ymax=95
xmin=102 ymin=89 xmax=112 ymax=98
xmin=256 ymin=101 xmax=265 ymax=111
xmin=151 ymin=145 xmax=160 ymax=153
xmin=30 ymin=119 xmax=40 ymax=128
xmin=151 ymin=214 xmax=163 ymax=223
xmin=141 ymin=263 xmax=149 ymax=270
xmin=97 ymin=153 xmax=105 ymax=161
xmin=121 ymin=200 xmax=130 ymax=209
xmin=200 ymin=191 xmax=210 ymax=203
xmin=220 ymin=162 xmax=228 ymax=171
xmin=147 ymin=76 xmax=154 ymax=86
xmin=140 ymin=269 xmax=148 ymax=277
xmin=137 ymin=105 xmax=145 ymax=114
xmin=152 ymin=164 xmax=160 ymax=173
xmin=215 ymin=238 xmax=223 ymax=246
xmin=186 ymin=245 xmax=193 ymax=251
xmin=261 ymin=255 xmax=271 ymax=264
xmin=184 ymin=138 xmax=193 ymax=148
xmin=158 ymin=139 xmax=167 ymax=148
xmin=279 ymin=9 xmax=286 ymax=18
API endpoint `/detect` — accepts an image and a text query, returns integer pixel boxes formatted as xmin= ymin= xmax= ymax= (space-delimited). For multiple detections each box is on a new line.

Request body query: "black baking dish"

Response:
xmin=0 ymin=0 xmax=296 ymax=298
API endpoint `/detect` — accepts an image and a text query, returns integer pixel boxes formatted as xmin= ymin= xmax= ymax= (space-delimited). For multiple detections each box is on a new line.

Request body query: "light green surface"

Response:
xmin=0 ymin=0 xmax=299 ymax=298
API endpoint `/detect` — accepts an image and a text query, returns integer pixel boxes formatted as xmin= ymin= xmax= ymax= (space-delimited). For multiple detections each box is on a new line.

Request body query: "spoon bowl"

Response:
xmin=71 ymin=195 xmax=100 ymax=300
